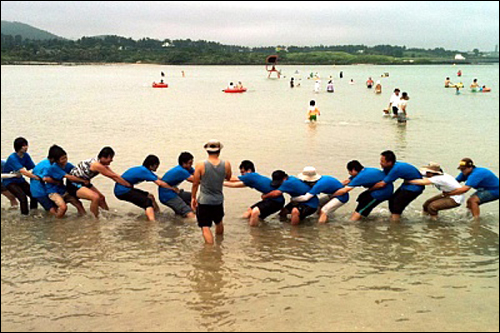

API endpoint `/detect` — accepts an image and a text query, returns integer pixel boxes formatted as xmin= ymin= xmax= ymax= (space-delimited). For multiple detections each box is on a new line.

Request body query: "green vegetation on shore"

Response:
xmin=2 ymin=33 xmax=499 ymax=66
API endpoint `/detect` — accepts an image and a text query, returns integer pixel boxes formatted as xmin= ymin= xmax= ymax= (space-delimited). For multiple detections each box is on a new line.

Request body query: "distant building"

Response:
xmin=455 ymin=54 xmax=466 ymax=60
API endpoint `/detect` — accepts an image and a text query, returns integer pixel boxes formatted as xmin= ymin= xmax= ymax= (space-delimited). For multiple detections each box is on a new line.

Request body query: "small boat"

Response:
xmin=152 ymin=82 xmax=169 ymax=88
xmin=223 ymin=88 xmax=247 ymax=93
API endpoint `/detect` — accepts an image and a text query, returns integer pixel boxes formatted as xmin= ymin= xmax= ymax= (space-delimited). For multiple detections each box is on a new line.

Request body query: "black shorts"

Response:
xmin=356 ymin=190 xmax=384 ymax=217
xmin=251 ymin=199 xmax=285 ymax=220
xmin=197 ymin=204 xmax=224 ymax=228
xmin=116 ymin=188 xmax=153 ymax=210
xmin=389 ymin=188 xmax=423 ymax=215
xmin=67 ymin=181 xmax=94 ymax=197
xmin=392 ymin=106 xmax=399 ymax=116
xmin=284 ymin=202 xmax=317 ymax=220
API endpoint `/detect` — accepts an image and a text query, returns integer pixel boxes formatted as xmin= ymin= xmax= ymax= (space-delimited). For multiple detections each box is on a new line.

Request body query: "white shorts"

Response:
xmin=321 ymin=198 xmax=346 ymax=215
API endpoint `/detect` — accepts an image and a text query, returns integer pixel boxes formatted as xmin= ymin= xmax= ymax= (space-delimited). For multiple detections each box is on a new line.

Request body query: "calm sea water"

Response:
xmin=1 ymin=64 xmax=499 ymax=332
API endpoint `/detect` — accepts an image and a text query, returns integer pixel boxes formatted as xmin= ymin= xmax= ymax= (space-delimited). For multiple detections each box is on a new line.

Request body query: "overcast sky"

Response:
xmin=2 ymin=1 xmax=499 ymax=50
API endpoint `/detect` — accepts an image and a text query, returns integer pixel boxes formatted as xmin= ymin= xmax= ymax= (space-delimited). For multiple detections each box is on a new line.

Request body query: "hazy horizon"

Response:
xmin=1 ymin=1 xmax=499 ymax=51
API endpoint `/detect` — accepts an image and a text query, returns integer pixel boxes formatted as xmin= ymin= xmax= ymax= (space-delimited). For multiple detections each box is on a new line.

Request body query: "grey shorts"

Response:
xmin=162 ymin=190 xmax=193 ymax=216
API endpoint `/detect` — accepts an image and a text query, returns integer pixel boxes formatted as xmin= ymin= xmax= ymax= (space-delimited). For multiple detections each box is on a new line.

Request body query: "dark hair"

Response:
xmin=50 ymin=145 xmax=67 ymax=162
xmin=347 ymin=160 xmax=364 ymax=172
xmin=394 ymin=88 xmax=401 ymax=93
xmin=47 ymin=145 xmax=64 ymax=161
xmin=143 ymin=155 xmax=160 ymax=169
xmin=98 ymin=147 xmax=115 ymax=159
xmin=178 ymin=152 xmax=194 ymax=166
xmin=381 ymin=150 xmax=397 ymax=164
xmin=446 ymin=77 xmax=450 ymax=80
xmin=271 ymin=170 xmax=288 ymax=187
xmin=310 ymin=100 xmax=316 ymax=106
xmin=14 ymin=137 xmax=28 ymax=152
xmin=402 ymin=92 xmax=409 ymax=100
xmin=239 ymin=160 xmax=255 ymax=172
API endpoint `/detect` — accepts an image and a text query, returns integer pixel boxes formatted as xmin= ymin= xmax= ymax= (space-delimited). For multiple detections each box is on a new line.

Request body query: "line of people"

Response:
xmin=2 ymin=137 xmax=499 ymax=245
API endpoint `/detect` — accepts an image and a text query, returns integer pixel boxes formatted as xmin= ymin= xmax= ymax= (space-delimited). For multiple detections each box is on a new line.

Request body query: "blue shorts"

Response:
xmin=473 ymin=190 xmax=500 ymax=205
xmin=34 ymin=195 xmax=56 ymax=211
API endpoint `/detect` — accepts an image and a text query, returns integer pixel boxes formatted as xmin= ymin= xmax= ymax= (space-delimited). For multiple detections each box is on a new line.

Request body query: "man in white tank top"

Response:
xmin=191 ymin=140 xmax=232 ymax=244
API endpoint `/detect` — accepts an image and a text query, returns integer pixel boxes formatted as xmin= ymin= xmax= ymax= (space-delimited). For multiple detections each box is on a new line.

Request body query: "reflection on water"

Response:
xmin=1 ymin=208 xmax=499 ymax=331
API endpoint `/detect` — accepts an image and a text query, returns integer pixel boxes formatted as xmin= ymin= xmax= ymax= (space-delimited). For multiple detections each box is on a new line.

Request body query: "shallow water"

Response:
xmin=1 ymin=64 xmax=499 ymax=331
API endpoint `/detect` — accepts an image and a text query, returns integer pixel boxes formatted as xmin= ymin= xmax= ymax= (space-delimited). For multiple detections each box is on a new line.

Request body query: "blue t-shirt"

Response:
xmin=278 ymin=176 xmax=319 ymax=209
xmin=2 ymin=152 xmax=36 ymax=187
xmin=457 ymin=168 xmax=500 ymax=196
xmin=383 ymin=162 xmax=425 ymax=193
xmin=239 ymin=172 xmax=285 ymax=204
xmin=30 ymin=159 xmax=53 ymax=198
xmin=349 ymin=168 xmax=394 ymax=201
xmin=308 ymin=176 xmax=350 ymax=204
xmin=45 ymin=163 xmax=75 ymax=195
xmin=159 ymin=165 xmax=195 ymax=203
xmin=114 ymin=166 xmax=158 ymax=196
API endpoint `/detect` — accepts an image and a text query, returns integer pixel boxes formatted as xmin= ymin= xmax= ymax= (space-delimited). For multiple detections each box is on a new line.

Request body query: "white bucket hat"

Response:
xmin=298 ymin=166 xmax=322 ymax=183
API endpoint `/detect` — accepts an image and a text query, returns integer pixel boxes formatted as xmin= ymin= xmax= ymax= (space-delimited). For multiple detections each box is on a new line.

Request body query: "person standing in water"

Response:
xmin=1 ymin=159 xmax=19 ymax=209
xmin=366 ymin=77 xmax=374 ymax=89
xmin=191 ymin=140 xmax=232 ymax=245
xmin=3 ymin=137 xmax=40 ymax=215
xmin=326 ymin=80 xmax=335 ymax=93
xmin=375 ymin=80 xmax=382 ymax=94
xmin=224 ymin=160 xmax=285 ymax=227
xmin=307 ymin=100 xmax=321 ymax=122
xmin=446 ymin=158 xmax=499 ymax=221
xmin=115 ymin=155 xmax=178 ymax=222
xmin=397 ymin=92 xmax=410 ymax=124
xmin=68 ymin=147 xmax=131 ymax=219
xmin=159 ymin=152 xmax=196 ymax=219
xmin=385 ymin=89 xmax=401 ymax=116
xmin=314 ymin=80 xmax=321 ymax=93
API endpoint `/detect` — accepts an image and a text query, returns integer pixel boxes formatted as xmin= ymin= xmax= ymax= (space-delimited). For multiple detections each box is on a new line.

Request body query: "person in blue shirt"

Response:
xmin=159 ymin=152 xmax=196 ymax=219
xmin=292 ymin=167 xmax=349 ymax=224
xmin=30 ymin=145 xmax=63 ymax=215
xmin=262 ymin=170 xmax=319 ymax=225
xmin=115 ymin=155 xmax=179 ymax=222
xmin=332 ymin=161 xmax=394 ymax=221
xmin=372 ymin=151 xmax=425 ymax=222
xmin=44 ymin=146 xmax=88 ymax=219
xmin=1 ymin=159 xmax=20 ymax=209
xmin=445 ymin=158 xmax=500 ymax=220
xmin=224 ymin=160 xmax=285 ymax=227
xmin=2 ymin=137 xmax=41 ymax=215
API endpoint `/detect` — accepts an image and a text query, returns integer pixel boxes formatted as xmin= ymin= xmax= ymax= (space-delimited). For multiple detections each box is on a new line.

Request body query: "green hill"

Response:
xmin=1 ymin=21 xmax=64 ymax=40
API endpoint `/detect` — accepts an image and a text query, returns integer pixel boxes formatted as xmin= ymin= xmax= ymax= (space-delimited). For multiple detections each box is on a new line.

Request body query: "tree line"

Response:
xmin=1 ymin=34 xmax=495 ymax=65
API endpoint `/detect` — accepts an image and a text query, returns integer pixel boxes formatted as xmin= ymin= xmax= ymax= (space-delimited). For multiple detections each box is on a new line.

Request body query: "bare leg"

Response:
xmin=350 ymin=212 xmax=363 ymax=221
xmin=66 ymin=195 xmax=87 ymax=216
xmin=249 ymin=207 xmax=261 ymax=227
xmin=215 ymin=222 xmax=224 ymax=235
xmin=145 ymin=207 xmax=156 ymax=222
xmin=291 ymin=208 xmax=301 ymax=226
xmin=2 ymin=191 xmax=19 ymax=208
xmin=77 ymin=187 xmax=101 ymax=218
xmin=243 ymin=208 xmax=252 ymax=219
xmin=90 ymin=187 xmax=109 ymax=211
xmin=148 ymin=194 xmax=160 ymax=213
xmin=391 ymin=214 xmax=401 ymax=223
xmin=202 ymin=227 xmax=214 ymax=245
xmin=467 ymin=196 xmax=481 ymax=221
xmin=185 ymin=212 xmax=196 ymax=219
xmin=318 ymin=212 xmax=329 ymax=224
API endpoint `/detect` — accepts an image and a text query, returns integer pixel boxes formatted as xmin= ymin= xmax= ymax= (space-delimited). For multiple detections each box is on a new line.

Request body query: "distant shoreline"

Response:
xmin=2 ymin=61 xmax=499 ymax=66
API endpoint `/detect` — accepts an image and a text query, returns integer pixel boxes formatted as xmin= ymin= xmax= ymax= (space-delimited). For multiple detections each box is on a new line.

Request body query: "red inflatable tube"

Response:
xmin=152 ymin=82 xmax=169 ymax=88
